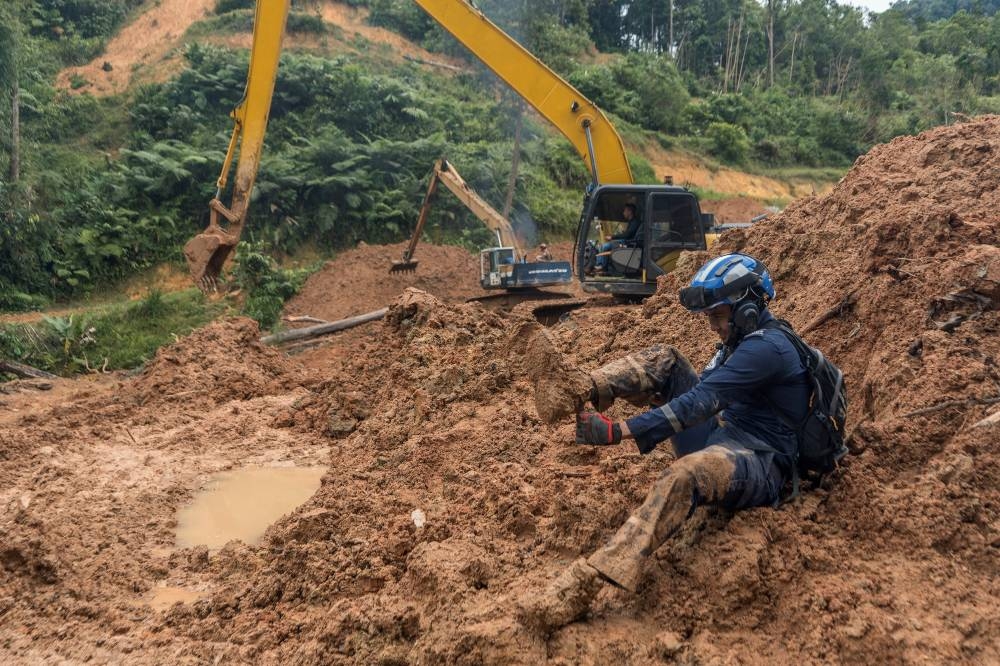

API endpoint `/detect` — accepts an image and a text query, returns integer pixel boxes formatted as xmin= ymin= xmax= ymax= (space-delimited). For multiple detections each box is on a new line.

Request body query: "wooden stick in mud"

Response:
xmin=901 ymin=395 xmax=1000 ymax=418
xmin=0 ymin=359 xmax=58 ymax=380
xmin=801 ymin=291 xmax=858 ymax=334
xmin=261 ymin=308 xmax=388 ymax=345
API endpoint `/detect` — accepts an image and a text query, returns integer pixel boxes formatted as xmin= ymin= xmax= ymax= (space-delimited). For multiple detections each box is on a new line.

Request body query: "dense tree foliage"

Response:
xmin=371 ymin=0 xmax=1000 ymax=145
xmin=2 ymin=0 xmax=1000 ymax=310
xmin=892 ymin=0 xmax=1000 ymax=21
xmin=0 ymin=36 xmax=588 ymax=306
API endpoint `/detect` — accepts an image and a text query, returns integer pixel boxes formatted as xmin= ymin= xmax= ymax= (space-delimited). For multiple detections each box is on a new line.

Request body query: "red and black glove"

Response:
xmin=576 ymin=409 xmax=622 ymax=445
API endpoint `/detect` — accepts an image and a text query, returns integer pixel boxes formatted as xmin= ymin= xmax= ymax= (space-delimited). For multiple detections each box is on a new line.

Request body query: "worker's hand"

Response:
xmin=575 ymin=409 xmax=622 ymax=446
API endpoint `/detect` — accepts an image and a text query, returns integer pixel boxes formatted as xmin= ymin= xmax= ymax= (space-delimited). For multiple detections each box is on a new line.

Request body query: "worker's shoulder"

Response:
xmin=737 ymin=327 xmax=793 ymax=356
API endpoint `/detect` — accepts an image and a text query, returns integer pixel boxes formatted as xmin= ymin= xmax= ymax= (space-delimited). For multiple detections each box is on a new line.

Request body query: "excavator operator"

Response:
xmin=593 ymin=203 xmax=641 ymax=274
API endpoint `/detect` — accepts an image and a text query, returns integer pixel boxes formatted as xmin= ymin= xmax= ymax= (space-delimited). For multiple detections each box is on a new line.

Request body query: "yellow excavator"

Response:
xmin=408 ymin=0 xmax=724 ymax=298
xmin=389 ymin=158 xmax=573 ymax=294
xmin=184 ymin=0 xmax=724 ymax=298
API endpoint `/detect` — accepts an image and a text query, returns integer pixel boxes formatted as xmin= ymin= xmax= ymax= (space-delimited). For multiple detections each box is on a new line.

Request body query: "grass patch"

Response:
xmin=755 ymin=165 xmax=847 ymax=182
xmin=0 ymin=289 xmax=228 ymax=377
xmin=686 ymin=186 xmax=730 ymax=201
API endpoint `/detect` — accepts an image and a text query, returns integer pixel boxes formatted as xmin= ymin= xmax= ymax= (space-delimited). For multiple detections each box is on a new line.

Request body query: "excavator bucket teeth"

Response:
xmin=184 ymin=230 xmax=236 ymax=292
xmin=389 ymin=260 xmax=419 ymax=274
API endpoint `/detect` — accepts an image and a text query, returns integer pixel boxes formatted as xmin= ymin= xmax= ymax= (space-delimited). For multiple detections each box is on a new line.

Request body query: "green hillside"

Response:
xmin=0 ymin=0 xmax=998 ymax=315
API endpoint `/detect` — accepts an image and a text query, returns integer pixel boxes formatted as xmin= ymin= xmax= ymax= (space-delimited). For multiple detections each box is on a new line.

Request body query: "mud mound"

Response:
xmin=155 ymin=290 xmax=659 ymax=661
xmin=4 ymin=121 xmax=1000 ymax=664
xmin=284 ymin=241 xmax=485 ymax=322
xmin=710 ymin=116 xmax=1000 ymax=421
xmin=132 ymin=317 xmax=299 ymax=406
xmin=201 ymin=119 xmax=999 ymax=662
xmin=701 ymin=196 xmax=771 ymax=224
xmin=626 ymin=116 xmax=1000 ymax=660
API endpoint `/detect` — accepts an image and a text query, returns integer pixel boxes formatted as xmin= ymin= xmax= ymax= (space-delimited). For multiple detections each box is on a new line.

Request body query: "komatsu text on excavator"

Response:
xmin=184 ymin=0 xmax=728 ymax=299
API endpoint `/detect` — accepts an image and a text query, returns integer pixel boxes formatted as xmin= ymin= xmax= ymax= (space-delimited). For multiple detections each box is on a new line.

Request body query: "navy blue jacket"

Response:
xmin=625 ymin=310 xmax=810 ymax=472
xmin=611 ymin=215 xmax=642 ymax=240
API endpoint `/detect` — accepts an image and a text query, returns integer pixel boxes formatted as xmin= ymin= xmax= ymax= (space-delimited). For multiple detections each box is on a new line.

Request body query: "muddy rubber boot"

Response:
xmin=517 ymin=558 xmax=604 ymax=633
xmin=590 ymin=344 xmax=698 ymax=411
xmin=525 ymin=329 xmax=594 ymax=424
xmin=587 ymin=446 xmax=737 ymax=592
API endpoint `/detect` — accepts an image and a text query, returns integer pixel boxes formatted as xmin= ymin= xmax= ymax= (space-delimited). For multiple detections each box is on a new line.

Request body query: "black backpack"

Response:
xmin=762 ymin=319 xmax=849 ymax=492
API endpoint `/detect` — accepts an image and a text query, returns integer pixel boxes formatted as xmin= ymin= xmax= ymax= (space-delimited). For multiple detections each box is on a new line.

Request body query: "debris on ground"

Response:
xmin=2 ymin=118 xmax=999 ymax=663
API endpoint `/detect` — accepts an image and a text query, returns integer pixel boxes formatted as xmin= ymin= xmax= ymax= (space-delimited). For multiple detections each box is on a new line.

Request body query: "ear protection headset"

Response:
xmin=730 ymin=279 xmax=769 ymax=338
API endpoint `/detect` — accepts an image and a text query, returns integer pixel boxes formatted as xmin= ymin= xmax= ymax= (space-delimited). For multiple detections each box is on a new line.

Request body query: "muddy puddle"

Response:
xmin=176 ymin=466 xmax=326 ymax=550
xmin=146 ymin=585 xmax=206 ymax=611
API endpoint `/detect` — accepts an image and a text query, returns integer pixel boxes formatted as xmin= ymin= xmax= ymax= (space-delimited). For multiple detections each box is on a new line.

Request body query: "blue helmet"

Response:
xmin=679 ymin=253 xmax=775 ymax=313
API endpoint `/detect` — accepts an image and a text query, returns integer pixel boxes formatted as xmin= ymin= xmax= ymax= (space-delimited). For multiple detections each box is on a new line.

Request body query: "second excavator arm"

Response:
xmin=413 ymin=0 xmax=633 ymax=187
xmin=391 ymin=159 xmax=523 ymax=273
xmin=183 ymin=0 xmax=290 ymax=289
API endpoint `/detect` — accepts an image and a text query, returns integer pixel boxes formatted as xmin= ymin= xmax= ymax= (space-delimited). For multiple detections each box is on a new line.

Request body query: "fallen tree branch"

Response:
xmin=283 ymin=315 xmax=329 ymax=324
xmin=261 ymin=308 xmax=388 ymax=345
xmin=901 ymin=395 xmax=1000 ymax=418
xmin=0 ymin=359 xmax=58 ymax=380
xmin=801 ymin=291 xmax=858 ymax=334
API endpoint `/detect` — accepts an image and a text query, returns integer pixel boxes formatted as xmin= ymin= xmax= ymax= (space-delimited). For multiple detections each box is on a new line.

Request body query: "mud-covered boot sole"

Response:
xmin=525 ymin=330 xmax=593 ymax=424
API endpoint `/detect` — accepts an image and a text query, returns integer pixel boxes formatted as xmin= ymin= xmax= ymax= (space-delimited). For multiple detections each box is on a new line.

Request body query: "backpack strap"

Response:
xmin=758 ymin=319 xmax=814 ymax=501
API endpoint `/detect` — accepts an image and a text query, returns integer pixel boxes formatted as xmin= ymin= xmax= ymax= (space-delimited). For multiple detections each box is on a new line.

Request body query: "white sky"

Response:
xmin=846 ymin=0 xmax=899 ymax=14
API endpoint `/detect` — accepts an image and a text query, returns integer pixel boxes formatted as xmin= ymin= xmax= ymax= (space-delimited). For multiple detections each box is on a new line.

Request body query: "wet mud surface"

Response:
xmin=3 ymin=118 xmax=1000 ymax=663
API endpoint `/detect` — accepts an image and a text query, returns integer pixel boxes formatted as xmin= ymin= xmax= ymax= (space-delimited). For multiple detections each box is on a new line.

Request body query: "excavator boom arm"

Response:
xmin=433 ymin=160 xmax=522 ymax=255
xmin=184 ymin=0 xmax=290 ymax=288
xmin=413 ymin=0 xmax=633 ymax=186
xmin=390 ymin=158 xmax=524 ymax=273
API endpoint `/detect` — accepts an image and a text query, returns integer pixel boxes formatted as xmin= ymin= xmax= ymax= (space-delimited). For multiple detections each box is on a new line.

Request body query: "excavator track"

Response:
xmin=467 ymin=290 xmax=587 ymax=325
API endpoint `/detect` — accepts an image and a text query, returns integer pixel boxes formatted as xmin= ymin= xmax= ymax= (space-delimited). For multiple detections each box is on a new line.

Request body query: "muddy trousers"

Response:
xmin=585 ymin=346 xmax=783 ymax=592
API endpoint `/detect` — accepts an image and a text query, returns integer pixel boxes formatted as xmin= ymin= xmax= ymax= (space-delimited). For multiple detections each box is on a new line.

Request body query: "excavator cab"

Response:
xmin=576 ymin=185 xmax=715 ymax=297
xmin=479 ymin=247 xmax=517 ymax=288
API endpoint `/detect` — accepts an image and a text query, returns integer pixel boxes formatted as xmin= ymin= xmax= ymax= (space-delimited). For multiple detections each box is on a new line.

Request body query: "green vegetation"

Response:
xmin=232 ymin=242 xmax=316 ymax=331
xmin=1 ymin=37 xmax=585 ymax=311
xmin=0 ymin=289 xmax=227 ymax=375
xmin=369 ymin=0 xmax=1000 ymax=161
xmin=1 ymin=0 xmax=999 ymax=334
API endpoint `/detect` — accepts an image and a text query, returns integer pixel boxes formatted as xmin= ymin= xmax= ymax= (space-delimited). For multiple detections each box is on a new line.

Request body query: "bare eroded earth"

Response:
xmin=2 ymin=117 xmax=999 ymax=663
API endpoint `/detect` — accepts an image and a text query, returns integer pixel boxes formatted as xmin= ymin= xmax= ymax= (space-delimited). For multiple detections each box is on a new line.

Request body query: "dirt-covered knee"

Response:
xmin=672 ymin=446 xmax=736 ymax=502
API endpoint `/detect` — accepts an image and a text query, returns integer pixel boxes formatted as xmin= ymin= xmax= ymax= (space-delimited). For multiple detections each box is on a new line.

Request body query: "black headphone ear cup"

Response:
xmin=733 ymin=300 xmax=760 ymax=332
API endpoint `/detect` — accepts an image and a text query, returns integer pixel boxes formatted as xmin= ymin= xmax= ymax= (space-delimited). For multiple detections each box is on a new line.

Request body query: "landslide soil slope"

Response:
xmin=2 ymin=116 xmax=999 ymax=664
xmin=55 ymin=0 xmax=463 ymax=95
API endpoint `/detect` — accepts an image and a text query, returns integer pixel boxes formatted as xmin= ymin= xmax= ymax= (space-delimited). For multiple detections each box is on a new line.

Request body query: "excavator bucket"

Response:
xmin=389 ymin=259 xmax=419 ymax=274
xmin=184 ymin=222 xmax=239 ymax=292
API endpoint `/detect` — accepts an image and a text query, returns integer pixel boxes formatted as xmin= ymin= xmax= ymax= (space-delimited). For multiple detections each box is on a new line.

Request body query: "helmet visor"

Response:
xmin=679 ymin=270 xmax=761 ymax=311
xmin=678 ymin=285 xmax=718 ymax=311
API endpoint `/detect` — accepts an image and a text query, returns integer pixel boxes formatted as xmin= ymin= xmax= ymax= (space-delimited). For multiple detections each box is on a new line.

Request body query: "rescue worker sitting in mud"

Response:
xmin=521 ymin=253 xmax=821 ymax=630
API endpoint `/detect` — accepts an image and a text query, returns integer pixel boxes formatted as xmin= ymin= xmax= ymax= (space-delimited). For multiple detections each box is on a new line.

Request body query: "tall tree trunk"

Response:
xmin=788 ymin=32 xmax=797 ymax=84
xmin=9 ymin=77 xmax=18 ymax=183
xmin=736 ymin=17 xmax=750 ymax=92
xmin=767 ymin=0 xmax=775 ymax=88
xmin=668 ymin=0 xmax=674 ymax=58
xmin=723 ymin=17 xmax=735 ymax=92
xmin=650 ymin=6 xmax=654 ymax=52
xmin=502 ymin=104 xmax=523 ymax=220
